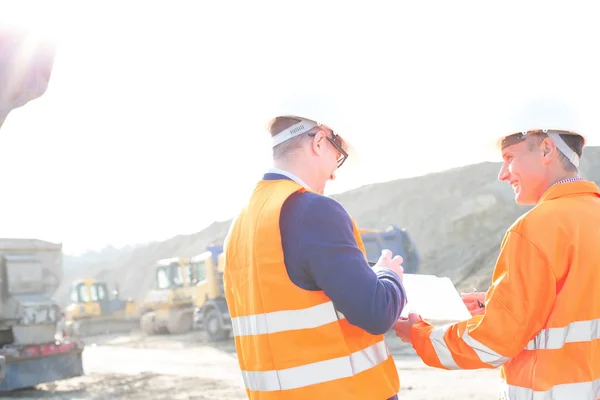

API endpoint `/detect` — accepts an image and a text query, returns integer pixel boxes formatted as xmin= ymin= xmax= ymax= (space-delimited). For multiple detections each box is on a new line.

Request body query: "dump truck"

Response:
xmin=63 ymin=278 xmax=139 ymax=337
xmin=139 ymin=256 xmax=197 ymax=335
xmin=0 ymin=239 xmax=84 ymax=391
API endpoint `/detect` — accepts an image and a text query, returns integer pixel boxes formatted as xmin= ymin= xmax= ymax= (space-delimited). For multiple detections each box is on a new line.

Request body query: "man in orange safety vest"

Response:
xmin=224 ymin=95 xmax=407 ymax=399
xmin=394 ymin=96 xmax=600 ymax=399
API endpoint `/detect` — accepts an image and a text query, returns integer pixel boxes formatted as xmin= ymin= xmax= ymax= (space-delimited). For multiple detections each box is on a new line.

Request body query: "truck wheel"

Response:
xmin=167 ymin=312 xmax=192 ymax=335
xmin=141 ymin=312 xmax=156 ymax=335
xmin=205 ymin=309 xmax=229 ymax=341
xmin=63 ymin=321 xmax=74 ymax=338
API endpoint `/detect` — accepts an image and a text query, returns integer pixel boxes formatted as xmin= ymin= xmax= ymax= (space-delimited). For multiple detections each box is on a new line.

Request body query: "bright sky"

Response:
xmin=1 ymin=0 xmax=600 ymax=254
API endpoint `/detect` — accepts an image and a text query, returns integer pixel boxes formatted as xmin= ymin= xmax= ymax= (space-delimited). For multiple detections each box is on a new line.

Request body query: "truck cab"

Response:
xmin=359 ymin=225 xmax=420 ymax=274
xmin=191 ymin=245 xmax=231 ymax=341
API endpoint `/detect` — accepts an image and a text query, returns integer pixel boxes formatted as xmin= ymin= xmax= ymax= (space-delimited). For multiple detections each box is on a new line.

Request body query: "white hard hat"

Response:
xmin=493 ymin=95 xmax=587 ymax=168
xmin=264 ymin=90 xmax=363 ymax=169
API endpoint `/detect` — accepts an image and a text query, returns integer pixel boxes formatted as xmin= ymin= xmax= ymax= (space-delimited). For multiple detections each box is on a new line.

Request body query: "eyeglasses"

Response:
xmin=308 ymin=130 xmax=349 ymax=168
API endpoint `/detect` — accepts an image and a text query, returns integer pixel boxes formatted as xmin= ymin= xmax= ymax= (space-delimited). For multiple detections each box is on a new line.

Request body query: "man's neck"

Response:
xmin=270 ymin=162 xmax=314 ymax=191
xmin=549 ymin=171 xmax=579 ymax=187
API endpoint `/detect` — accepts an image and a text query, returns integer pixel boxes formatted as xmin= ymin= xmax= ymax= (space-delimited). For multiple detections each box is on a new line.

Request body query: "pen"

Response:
xmin=473 ymin=288 xmax=485 ymax=308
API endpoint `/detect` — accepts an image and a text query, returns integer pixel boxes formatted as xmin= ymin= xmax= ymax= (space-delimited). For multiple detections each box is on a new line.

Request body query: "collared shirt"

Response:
xmin=262 ymin=172 xmax=407 ymax=360
xmin=266 ymin=167 xmax=313 ymax=191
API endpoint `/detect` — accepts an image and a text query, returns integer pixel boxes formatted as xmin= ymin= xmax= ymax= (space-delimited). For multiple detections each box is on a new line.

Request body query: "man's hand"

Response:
xmin=373 ymin=249 xmax=404 ymax=280
xmin=393 ymin=313 xmax=422 ymax=343
xmin=461 ymin=291 xmax=486 ymax=316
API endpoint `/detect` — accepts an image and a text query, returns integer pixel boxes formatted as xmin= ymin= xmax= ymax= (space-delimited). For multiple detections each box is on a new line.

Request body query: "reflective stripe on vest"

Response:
xmin=232 ymin=301 xmax=343 ymax=336
xmin=241 ymin=339 xmax=390 ymax=392
xmin=430 ymin=324 xmax=509 ymax=369
xmin=431 ymin=317 xmax=600 ymax=370
xmin=499 ymin=378 xmax=600 ymax=399
xmin=525 ymin=318 xmax=600 ymax=350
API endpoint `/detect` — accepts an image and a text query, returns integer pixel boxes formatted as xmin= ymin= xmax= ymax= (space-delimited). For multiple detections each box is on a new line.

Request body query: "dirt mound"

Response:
xmin=56 ymin=147 xmax=600 ymax=305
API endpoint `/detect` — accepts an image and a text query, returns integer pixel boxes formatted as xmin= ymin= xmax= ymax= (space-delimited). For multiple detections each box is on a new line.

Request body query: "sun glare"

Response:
xmin=0 ymin=1 xmax=68 ymax=46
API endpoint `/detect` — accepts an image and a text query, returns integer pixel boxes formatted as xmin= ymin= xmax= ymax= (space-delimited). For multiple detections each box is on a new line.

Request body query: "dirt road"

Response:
xmin=1 ymin=332 xmax=500 ymax=399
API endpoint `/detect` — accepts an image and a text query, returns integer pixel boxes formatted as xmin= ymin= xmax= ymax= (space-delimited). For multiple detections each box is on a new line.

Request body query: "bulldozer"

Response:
xmin=63 ymin=279 xmax=139 ymax=337
xmin=139 ymin=256 xmax=197 ymax=335
xmin=139 ymin=247 xmax=228 ymax=338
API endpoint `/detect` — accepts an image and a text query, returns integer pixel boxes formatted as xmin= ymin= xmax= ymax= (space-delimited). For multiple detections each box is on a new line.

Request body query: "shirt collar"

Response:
xmin=550 ymin=177 xmax=584 ymax=188
xmin=539 ymin=179 xmax=600 ymax=203
xmin=266 ymin=167 xmax=313 ymax=191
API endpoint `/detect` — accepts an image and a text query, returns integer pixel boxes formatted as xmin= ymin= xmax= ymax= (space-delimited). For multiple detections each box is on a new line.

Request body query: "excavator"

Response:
xmin=63 ymin=279 xmax=139 ymax=337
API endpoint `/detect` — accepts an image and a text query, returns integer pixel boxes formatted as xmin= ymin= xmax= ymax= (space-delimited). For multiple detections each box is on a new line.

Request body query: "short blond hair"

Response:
xmin=525 ymin=130 xmax=584 ymax=172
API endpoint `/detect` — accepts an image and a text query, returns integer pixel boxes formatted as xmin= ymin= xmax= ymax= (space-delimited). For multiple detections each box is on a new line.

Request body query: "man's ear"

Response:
xmin=541 ymin=137 xmax=557 ymax=163
xmin=311 ymin=130 xmax=326 ymax=155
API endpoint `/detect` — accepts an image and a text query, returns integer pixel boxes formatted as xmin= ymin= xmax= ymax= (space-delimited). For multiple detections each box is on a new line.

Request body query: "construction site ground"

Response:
xmin=1 ymin=330 xmax=500 ymax=400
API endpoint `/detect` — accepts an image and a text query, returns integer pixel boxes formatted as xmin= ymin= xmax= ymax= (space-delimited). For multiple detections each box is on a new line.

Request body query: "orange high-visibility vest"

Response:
xmin=224 ymin=179 xmax=400 ymax=399
xmin=410 ymin=180 xmax=600 ymax=399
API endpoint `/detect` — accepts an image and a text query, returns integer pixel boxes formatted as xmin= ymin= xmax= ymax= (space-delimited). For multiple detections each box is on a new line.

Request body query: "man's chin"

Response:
xmin=514 ymin=194 xmax=537 ymax=206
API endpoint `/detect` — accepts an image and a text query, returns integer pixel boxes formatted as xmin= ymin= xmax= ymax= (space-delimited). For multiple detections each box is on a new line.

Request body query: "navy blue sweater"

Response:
xmin=268 ymin=173 xmax=406 ymax=399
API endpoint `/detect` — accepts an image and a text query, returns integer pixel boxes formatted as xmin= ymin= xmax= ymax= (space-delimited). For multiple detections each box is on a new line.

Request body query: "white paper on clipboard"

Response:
xmin=400 ymin=274 xmax=473 ymax=323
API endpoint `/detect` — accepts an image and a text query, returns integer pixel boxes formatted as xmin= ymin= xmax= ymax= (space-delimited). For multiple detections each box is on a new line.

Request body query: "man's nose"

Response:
xmin=498 ymin=165 xmax=509 ymax=182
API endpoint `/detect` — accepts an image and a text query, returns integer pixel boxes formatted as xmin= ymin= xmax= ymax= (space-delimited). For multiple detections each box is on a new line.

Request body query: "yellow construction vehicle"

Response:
xmin=139 ymin=247 xmax=228 ymax=337
xmin=139 ymin=256 xmax=198 ymax=335
xmin=63 ymin=279 xmax=139 ymax=337
xmin=191 ymin=245 xmax=231 ymax=341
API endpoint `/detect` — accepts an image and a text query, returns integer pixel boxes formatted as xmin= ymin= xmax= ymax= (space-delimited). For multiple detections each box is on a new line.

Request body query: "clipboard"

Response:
xmin=369 ymin=261 xmax=471 ymax=323
xmin=399 ymin=273 xmax=473 ymax=323
xmin=368 ymin=262 xmax=472 ymax=323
